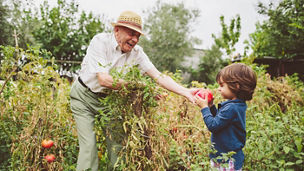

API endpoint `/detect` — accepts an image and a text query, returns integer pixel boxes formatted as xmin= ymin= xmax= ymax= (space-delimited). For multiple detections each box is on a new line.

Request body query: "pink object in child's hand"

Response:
xmin=195 ymin=89 xmax=213 ymax=103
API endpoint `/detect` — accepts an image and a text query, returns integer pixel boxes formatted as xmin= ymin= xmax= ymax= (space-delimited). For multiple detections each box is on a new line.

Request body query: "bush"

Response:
xmin=95 ymin=63 xmax=304 ymax=170
xmin=1 ymin=46 xmax=303 ymax=170
xmin=244 ymin=64 xmax=304 ymax=170
xmin=0 ymin=46 xmax=78 ymax=170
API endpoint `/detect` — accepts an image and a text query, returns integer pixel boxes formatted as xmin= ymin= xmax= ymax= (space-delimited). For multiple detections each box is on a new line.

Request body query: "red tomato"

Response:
xmin=195 ymin=89 xmax=213 ymax=102
xmin=172 ymin=127 xmax=178 ymax=133
xmin=44 ymin=154 xmax=55 ymax=163
xmin=41 ymin=139 xmax=54 ymax=148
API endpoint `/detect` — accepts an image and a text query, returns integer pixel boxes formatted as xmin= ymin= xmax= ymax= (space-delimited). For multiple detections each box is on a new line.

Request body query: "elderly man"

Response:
xmin=70 ymin=11 xmax=196 ymax=170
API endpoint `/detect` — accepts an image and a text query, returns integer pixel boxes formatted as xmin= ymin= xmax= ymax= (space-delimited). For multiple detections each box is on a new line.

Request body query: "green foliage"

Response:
xmin=188 ymin=14 xmax=240 ymax=85
xmin=188 ymin=44 xmax=227 ymax=84
xmin=1 ymin=46 xmax=303 ymax=170
xmin=249 ymin=0 xmax=304 ymax=59
xmin=140 ymin=1 xmax=201 ymax=72
xmin=94 ymin=62 xmax=303 ymax=170
xmin=0 ymin=46 xmax=78 ymax=170
xmin=95 ymin=66 xmax=160 ymax=170
xmin=239 ymin=61 xmax=304 ymax=170
xmin=0 ymin=0 xmax=39 ymax=48
xmin=94 ymin=66 xmax=213 ymax=170
xmin=27 ymin=0 xmax=106 ymax=72
xmin=0 ymin=0 xmax=14 ymax=46
xmin=212 ymin=15 xmax=241 ymax=56
xmin=0 ymin=0 xmax=107 ymax=71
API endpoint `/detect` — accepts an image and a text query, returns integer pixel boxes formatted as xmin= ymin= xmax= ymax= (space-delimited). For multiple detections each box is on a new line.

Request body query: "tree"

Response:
xmin=0 ymin=0 xmax=13 ymax=46
xmin=11 ymin=0 xmax=39 ymax=49
xmin=188 ymin=44 xmax=226 ymax=84
xmin=0 ymin=0 xmax=40 ymax=48
xmin=139 ymin=1 xmax=200 ymax=73
xmin=187 ymin=15 xmax=240 ymax=84
xmin=249 ymin=0 xmax=304 ymax=59
xmin=212 ymin=15 xmax=241 ymax=57
xmin=28 ymin=0 xmax=107 ymax=73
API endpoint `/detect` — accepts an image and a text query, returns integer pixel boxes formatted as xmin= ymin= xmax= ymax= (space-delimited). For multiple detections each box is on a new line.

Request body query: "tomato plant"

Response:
xmin=1 ymin=46 xmax=303 ymax=170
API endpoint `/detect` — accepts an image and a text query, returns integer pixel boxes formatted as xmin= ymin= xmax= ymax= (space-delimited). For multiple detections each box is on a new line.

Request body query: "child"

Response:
xmin=194 ymin=63 xmax=257 ymax=170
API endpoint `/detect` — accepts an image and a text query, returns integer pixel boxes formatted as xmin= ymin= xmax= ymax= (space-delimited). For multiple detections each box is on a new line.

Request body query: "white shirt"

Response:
xmin=79 ymin=33 xmax=155 ymax=93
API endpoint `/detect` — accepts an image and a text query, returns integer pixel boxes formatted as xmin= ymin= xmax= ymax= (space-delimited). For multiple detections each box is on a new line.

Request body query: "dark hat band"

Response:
xmin=117 ymin=20 xmax=142 ymax=30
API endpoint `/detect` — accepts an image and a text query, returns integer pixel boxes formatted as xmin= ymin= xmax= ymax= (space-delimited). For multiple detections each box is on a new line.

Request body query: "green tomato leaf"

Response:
xmin=283 ymin=146 xmax=290 ymax=154
xmin=295 ymin=137 xmax=303 ymax=153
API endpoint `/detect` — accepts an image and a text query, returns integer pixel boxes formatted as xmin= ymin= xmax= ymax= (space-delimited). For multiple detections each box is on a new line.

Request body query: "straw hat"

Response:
xmin=111 ymin=11 xmax=144 ymax=35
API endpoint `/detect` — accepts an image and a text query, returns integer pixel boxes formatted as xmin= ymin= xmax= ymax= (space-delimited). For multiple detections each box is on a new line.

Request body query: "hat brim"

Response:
xmin=111 ymin=22 xmax=145 ymax=36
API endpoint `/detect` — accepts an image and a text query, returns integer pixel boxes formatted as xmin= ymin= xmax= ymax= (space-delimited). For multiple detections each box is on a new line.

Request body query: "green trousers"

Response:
xmin=70 ymin=78 xmax=122 ymax=171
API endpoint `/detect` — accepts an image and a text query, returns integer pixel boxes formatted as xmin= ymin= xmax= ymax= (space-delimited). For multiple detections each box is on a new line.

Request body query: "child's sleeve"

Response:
xmin=210 ymin=105 xmax=217 ymax=117
xmin=201 ymin=105 xmax=235 ymax=133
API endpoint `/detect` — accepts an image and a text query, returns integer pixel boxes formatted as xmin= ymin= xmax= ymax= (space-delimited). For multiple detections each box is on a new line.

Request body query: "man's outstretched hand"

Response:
xmin=182 ymin=88 xmax=200 ymax=103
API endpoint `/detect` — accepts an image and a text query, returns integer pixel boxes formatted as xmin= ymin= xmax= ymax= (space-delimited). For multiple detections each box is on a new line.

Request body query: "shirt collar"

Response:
xmin=218 ymin=99 xmax=245 ymax=109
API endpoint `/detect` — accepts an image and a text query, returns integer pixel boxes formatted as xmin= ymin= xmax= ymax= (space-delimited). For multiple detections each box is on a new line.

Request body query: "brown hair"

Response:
xmin=216 ymin=63 xmax=257 ymax=101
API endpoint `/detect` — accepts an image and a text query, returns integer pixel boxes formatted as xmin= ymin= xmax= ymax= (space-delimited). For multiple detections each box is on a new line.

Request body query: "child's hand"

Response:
xmin=194 ymin=94 xmax=209 ymax=109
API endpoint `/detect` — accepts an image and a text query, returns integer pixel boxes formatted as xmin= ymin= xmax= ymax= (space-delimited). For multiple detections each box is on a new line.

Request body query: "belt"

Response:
xmin=78 ymin=77 xmax=107 ymax=98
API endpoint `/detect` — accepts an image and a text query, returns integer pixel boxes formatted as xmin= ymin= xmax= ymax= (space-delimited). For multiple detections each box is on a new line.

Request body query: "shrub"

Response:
xmin=1 ymin=46 xmax=303 ymax=170
xmin=0 ymin=46 xmax=78 ymax=170
xmin=244 ymin=64 xmax=304 ymax=170
xmin=95 ymin=63 xmax=304 ymax=170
